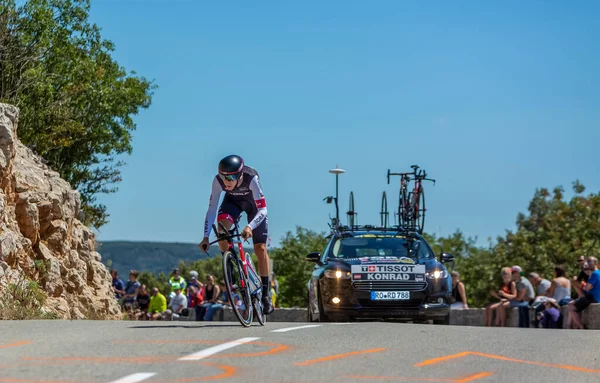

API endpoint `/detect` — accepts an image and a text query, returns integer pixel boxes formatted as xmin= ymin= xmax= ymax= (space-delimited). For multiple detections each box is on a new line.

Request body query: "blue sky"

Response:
xmin=88 ymin=0 xmax=599 ymax=248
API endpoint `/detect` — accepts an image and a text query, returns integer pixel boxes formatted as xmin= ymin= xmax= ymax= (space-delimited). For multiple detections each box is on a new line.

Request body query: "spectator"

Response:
xmin=148 ymin=287 xmax=167 ymax=320
xmin=169 ymin=268 xmax=186 ymax=299
xmin=188 ymin=271 xmax=200 ymax=290
xmin=537 ymin=299 xmax=563 ymax=329
xmin=203 ymin=284 xmax=230 ymax=321
xmin=484 ymin=267 xmax=516 ymax=327
xmin=573 ymin=255 xmax=589 ymax=298
xmin=531 ymin=266 xmax=572 ymax=327
xmin=545 ymin=266 xmax=572 ymax=306
xmin=164 ymin=283 xmax=188 ymax=321
xmin=200 ymin=275 xmax=221 ymax=320
xmin=567 ymin=257 xmax=600 ymax=329
xmin=121 ymin=270 xmax=141 ymax=315
xmin=528 ymin=272 xmax=551 ymax=297
xmin=188 ymin=285 xmax=205 ymax=321
xmin=270 ymin=280 xmax=277 ymax=308
xmin=135 ymin=284 xmax=151 ymax=320
xmin=450 ymin=271 xmax=468 ymax=310
xmin=509 ymin=265 xmax=535 ymax=328
xmin=111 ymin=270 xmax=125 ymax=299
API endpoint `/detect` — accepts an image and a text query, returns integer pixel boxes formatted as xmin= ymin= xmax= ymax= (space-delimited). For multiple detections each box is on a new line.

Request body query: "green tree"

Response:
xmin=0 ymin=0 xmax=156 ymax=228
xmin=269 ymin=226 xmax=329 ymax=308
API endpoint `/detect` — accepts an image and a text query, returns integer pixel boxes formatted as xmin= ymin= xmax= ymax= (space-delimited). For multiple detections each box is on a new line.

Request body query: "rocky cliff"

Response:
xmin=0 ymin=103 xmax=122 ymax=319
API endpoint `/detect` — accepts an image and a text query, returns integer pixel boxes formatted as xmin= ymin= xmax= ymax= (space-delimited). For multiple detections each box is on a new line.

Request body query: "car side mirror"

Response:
xmin=306 ymin=252 xmax=322 ymax=264
xmin=441 ymin=252 xmax=455 ymax=264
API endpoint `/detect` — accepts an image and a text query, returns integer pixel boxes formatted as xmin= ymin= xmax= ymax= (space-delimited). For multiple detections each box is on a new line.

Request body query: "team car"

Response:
xmin=306 ymin=225 xmax=455 ymax=324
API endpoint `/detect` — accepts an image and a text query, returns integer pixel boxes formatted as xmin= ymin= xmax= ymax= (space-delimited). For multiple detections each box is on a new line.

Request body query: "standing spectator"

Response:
xmin=148 ymin=287 xmax=167 ymax=320
xmin=510 ymin=266 xmax=535 ymax=328
xmin=111 ymin=270 xmax=125 ymax=299
xmin=135 ymin=284 xmax=151 ymax=320
xmin=450 ymin=271 xmax=468 ymax=309
xmin=121 ymin=270 xmax=141 ymax=316
xmin=567 ymin=257 xmax=600 ymax=329
xmin=169 ymin=268 xmax=186 ymax=299
xmin=188 ymin=271 xmax=200 ymax=289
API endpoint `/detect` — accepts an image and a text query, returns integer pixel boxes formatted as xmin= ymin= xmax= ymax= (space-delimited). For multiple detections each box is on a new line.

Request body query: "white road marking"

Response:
xmin=270 ymin=324 xmax=322 ymax=333
xmin=179 ymin=337 xmax=260 ymax=361
xmin=107 ymin=373 xmax=156 ymax=383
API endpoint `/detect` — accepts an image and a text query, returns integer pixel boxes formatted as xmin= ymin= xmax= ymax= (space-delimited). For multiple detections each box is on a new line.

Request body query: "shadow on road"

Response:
xmin=127 ymin=324 xmax=260 ymax=329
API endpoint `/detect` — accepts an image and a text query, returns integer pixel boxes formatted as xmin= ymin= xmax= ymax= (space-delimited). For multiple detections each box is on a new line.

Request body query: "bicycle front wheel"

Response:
xmin=222 ymin=251 xmax=253 ymax=327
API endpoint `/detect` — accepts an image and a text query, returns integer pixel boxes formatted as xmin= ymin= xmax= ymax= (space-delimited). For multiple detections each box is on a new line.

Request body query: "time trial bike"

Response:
xmin=206 ymin=218 xmax=266 ymax=327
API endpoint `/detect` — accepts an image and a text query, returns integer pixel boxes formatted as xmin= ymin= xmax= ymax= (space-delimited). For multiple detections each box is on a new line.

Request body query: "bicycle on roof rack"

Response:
xmin=205 ymin=218 xmax=266 ymax=327
xmin=387 ymin=164 xmax=435 ymax=234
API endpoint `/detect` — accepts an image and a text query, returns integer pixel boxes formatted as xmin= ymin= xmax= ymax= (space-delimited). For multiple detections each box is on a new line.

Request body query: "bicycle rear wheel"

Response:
xmin=398 ymin=186 xmax=408 ymax=228
xmin=415 ymin=189 xmax=426 ymax=233
xmin=222 ymin=251 xmax=253 ymax=327
xmin=380 ymin=191 xmax=388 ymax=228
xmin=347 ymin=191 xmax=356 ymax=227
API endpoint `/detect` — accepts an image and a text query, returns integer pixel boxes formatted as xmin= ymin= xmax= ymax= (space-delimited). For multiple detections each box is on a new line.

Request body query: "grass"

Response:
xmin=0 ymin=275 xmax=58 ymax=320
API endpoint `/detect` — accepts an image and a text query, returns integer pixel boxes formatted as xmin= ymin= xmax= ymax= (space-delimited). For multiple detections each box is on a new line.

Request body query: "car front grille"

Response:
xmin=352 ymin=281 xmax=427 ymax=291
xmin=357 ymin=299 xmax=422 ymax=310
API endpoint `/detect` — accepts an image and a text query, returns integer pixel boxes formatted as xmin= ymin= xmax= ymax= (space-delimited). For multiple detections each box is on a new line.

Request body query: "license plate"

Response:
xmin=370 ymin=291 xmax=410 ymax=300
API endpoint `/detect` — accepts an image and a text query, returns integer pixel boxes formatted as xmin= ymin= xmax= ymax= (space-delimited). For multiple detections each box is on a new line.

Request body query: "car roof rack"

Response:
xmin=326 ymin=220 xmax=423 ymax=239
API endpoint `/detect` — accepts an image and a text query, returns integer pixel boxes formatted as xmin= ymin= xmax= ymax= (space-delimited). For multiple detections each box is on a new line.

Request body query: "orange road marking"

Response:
xmin=149 ymin=362 xmax=236 ymax=382
xmin=415 ymin=352 xmax=471 ymax=367
xmin=346 ymin=372 xmax=494 ymax=382
xmin=0 ymin=379 xmax=82 ymax=383
xmin=294 ymin=348 xmax=386 ymax=366
xmin=416 ymin=351 xmax=600 ymax=374
xmin=0 ymin=341 xmax=31 ymax=349
xmin=19 ymin=341 xmax=288 ymax=365
xmin=455 ymin=372 xmax=495 ymax=383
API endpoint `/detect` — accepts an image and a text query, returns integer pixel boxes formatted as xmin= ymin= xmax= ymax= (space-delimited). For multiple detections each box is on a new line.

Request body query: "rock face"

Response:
xmin=0 ymin=103 xmax=122 ymax=319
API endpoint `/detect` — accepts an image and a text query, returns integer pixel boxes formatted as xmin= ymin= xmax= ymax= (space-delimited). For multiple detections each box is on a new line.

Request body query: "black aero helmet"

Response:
xmin=218 ymin=154 xmax=244 ymax=181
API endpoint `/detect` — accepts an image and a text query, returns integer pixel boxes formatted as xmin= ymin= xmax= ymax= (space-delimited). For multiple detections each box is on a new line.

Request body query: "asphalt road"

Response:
xmin=0 ymin=320 xmax=598 ymax=383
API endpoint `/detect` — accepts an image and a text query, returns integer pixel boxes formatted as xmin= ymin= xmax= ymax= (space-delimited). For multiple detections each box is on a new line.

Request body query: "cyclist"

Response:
xmin=199 ymin=154 xmax=274 ymax=315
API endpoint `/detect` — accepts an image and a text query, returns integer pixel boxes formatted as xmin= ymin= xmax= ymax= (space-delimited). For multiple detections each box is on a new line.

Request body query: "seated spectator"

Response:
xmin=531 ymin=266 xmax=571 ymax=327
xmin=147 ymin=287 xmax=167 ymax=320
xmin=528 ymin=272 xmax=551 ymax=297
xmin=199 ymin=274 xmax=220 ymax=320
xmin=537 ymin=299 xmax=562 ymax=329
xmin=508 ymin=265 xmax=535 ymax=328
xmin=450 ymin=271 xmax=468 ymax=309
xmin=163 ymin=283 xmax=188 ymax=321
xmin=545 ymin=265 xmax=572 ymax=306
xmin=572 ymin=255 xmax=589 ymax=297
xmin=484 ymin=267 xmax=516 ymax=327
xmin=203 ymin=285 xmax=230 ymax=321
xmin=567 ymin=257 xmax=600 ymax=329
xmin=135 ymin=284 xmax=151 ymax=320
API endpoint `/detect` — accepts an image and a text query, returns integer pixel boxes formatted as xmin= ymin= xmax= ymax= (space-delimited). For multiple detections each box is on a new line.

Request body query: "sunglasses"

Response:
xmin=219 ymin=172 xmax=241 ymax=182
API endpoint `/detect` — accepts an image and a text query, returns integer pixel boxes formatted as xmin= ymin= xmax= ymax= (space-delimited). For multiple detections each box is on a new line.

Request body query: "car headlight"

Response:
xmin=324 ymin=269 xmax=351 ymax=279
xmin=426 ymin=269 xmax=448 ymax=279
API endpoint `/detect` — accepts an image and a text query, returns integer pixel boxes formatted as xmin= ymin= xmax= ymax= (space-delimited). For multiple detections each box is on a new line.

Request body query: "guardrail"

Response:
xmin=181 ymin=304 xmax=600 ymax=329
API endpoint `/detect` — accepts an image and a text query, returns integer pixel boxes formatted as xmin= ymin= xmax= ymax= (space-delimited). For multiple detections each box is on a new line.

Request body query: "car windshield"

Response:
xmin=328 ymin=234 xmax=434 ymax=261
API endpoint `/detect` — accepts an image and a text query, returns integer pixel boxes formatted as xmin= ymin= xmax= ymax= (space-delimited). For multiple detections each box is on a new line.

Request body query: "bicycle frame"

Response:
xmin=210 ymin=220 xmax=261 ymax=295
